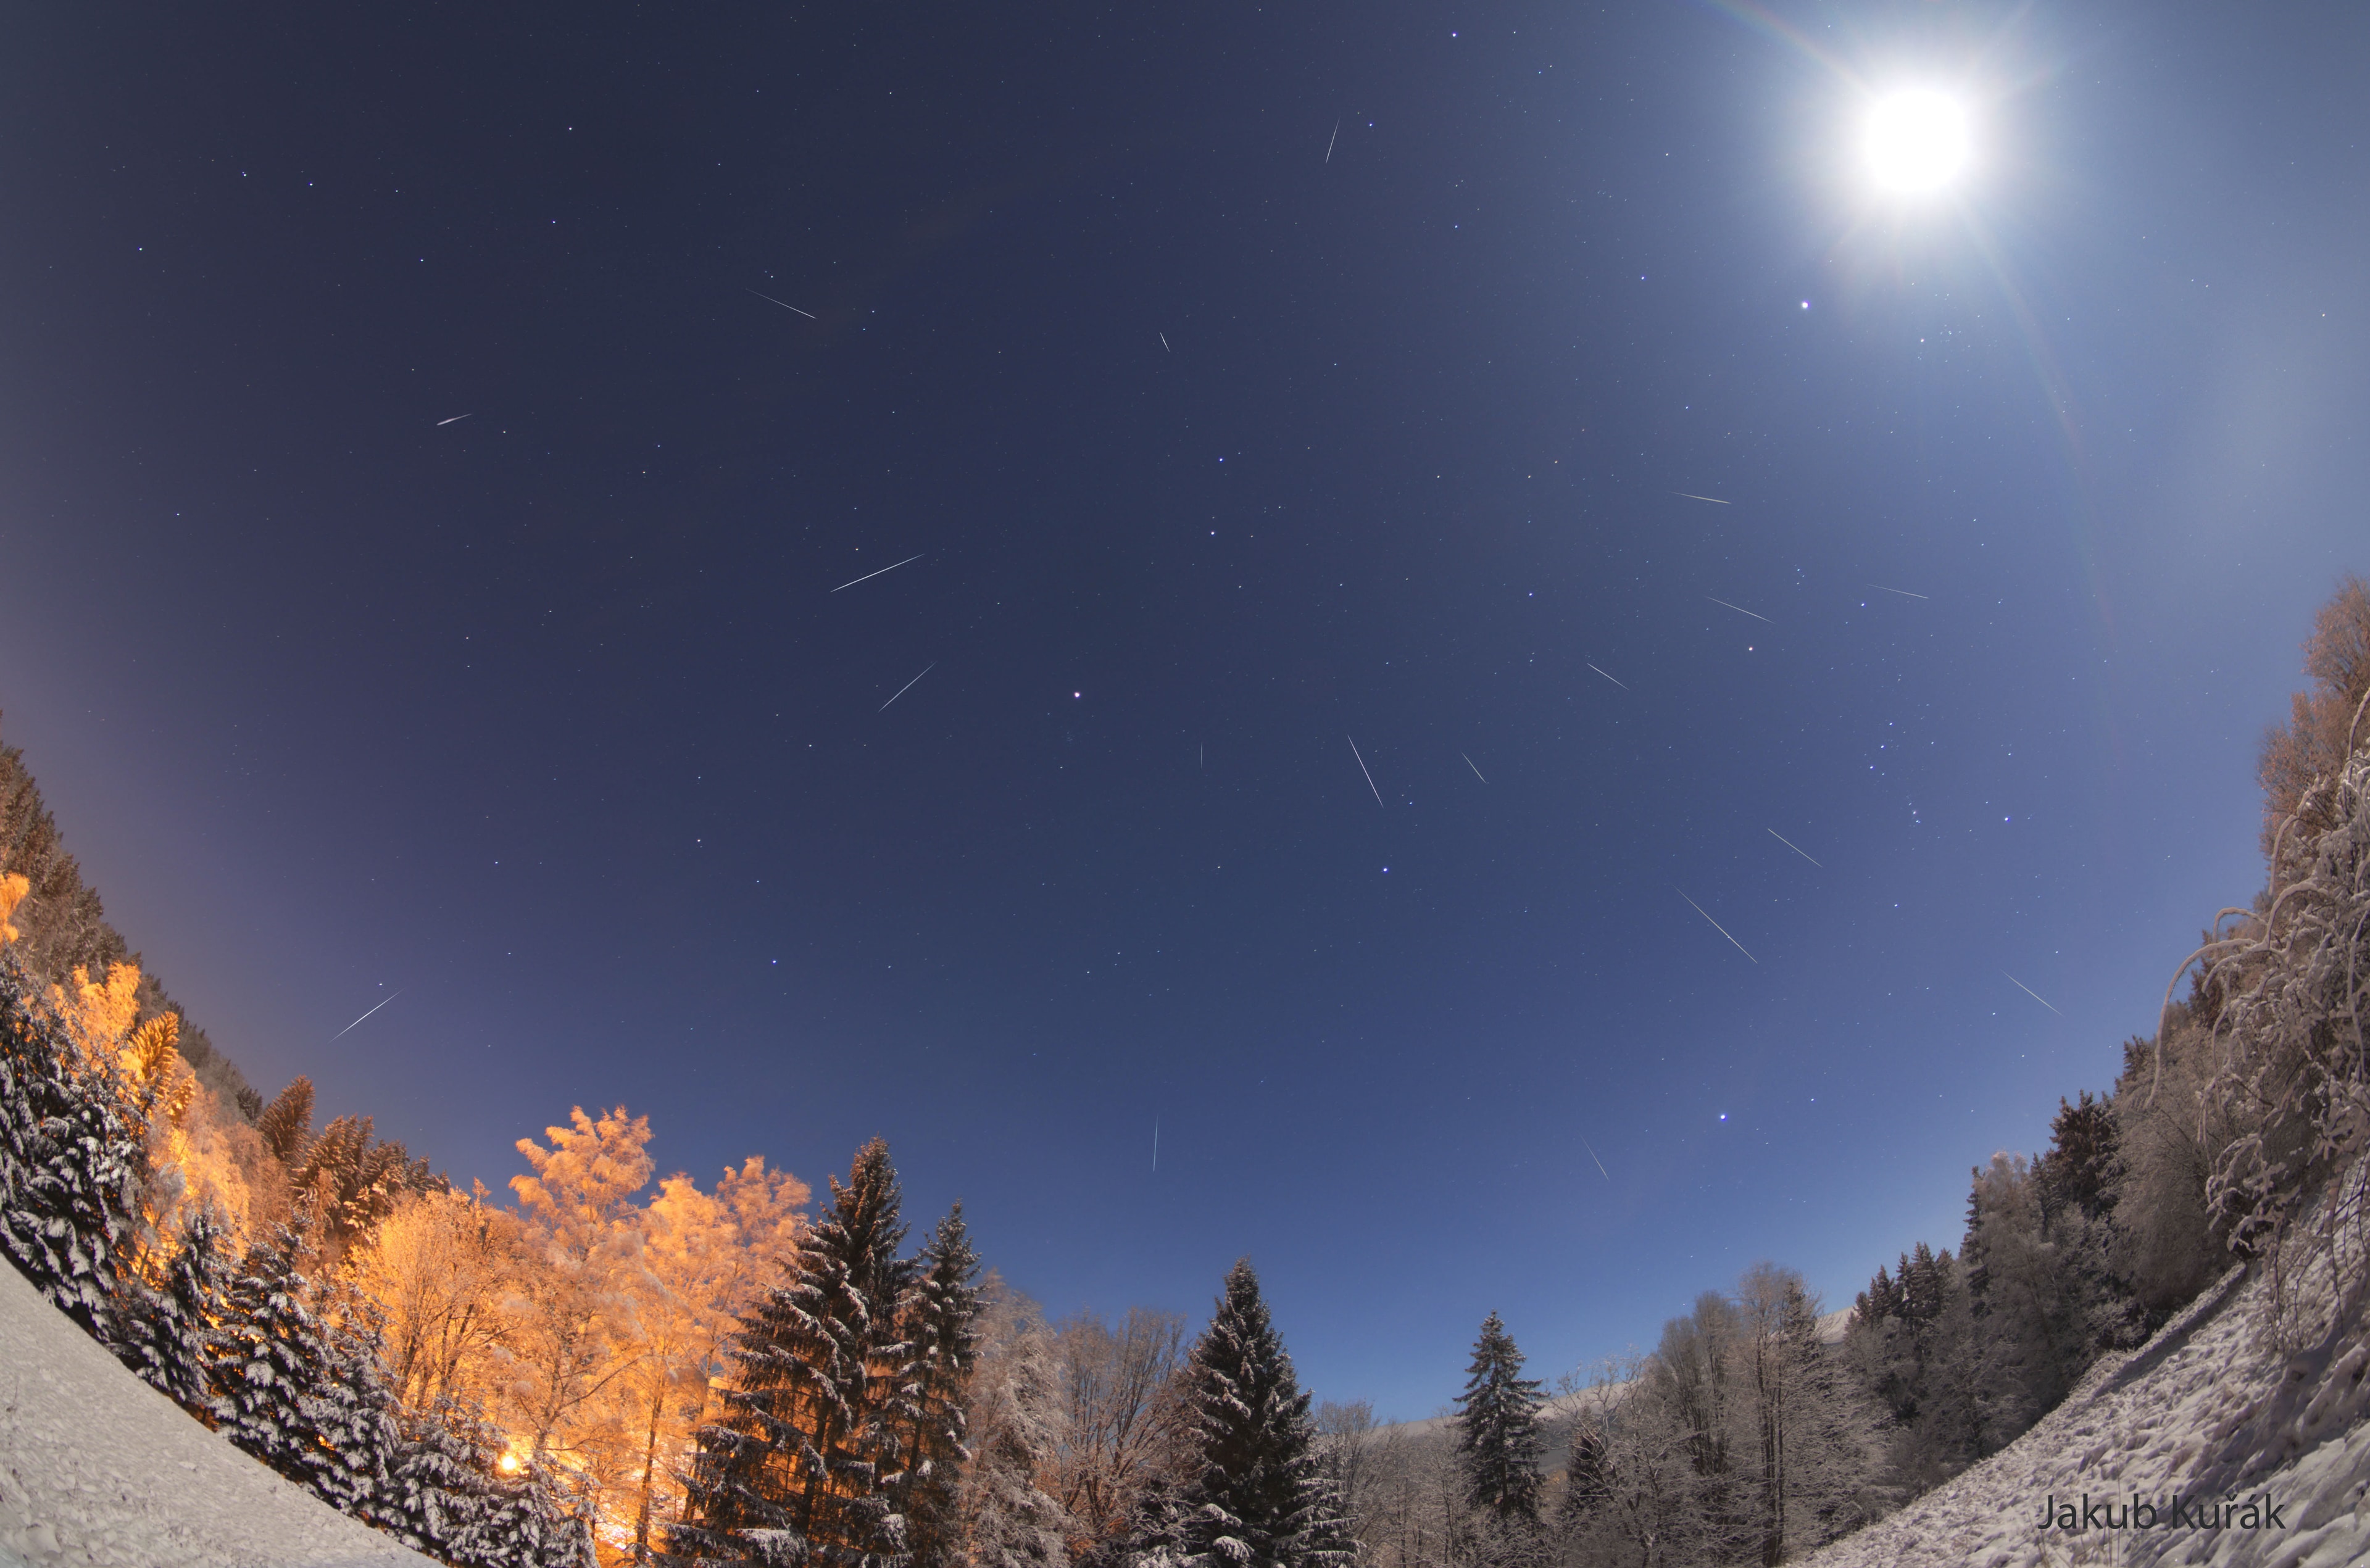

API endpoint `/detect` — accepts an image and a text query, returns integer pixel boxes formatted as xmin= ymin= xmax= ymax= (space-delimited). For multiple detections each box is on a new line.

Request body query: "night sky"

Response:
xmin=3 ymin=1 xmax=2365 ymax=1420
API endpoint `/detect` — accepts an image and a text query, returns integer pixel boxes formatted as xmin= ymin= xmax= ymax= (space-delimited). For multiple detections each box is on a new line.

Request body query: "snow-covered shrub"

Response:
xmin=2166 ymin=711 xmax=2370 ymax=1346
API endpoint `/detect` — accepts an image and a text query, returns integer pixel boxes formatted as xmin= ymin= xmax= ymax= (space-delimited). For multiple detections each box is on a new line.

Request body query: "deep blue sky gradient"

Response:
xmin=1 ymin=1 xmax=2364 ymax=1418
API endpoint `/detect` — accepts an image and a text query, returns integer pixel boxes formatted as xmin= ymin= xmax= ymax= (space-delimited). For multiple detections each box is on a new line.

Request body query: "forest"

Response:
xmin=3 ymin=578 xmax=2368 ymax=1567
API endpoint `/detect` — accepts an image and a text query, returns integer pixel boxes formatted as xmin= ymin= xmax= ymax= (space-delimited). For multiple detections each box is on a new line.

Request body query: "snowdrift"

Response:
xmin=0 ymin=1259 xmax=428 ymax=1568
xmin=1803 ymin=1258 xmax=2370 ymax=1568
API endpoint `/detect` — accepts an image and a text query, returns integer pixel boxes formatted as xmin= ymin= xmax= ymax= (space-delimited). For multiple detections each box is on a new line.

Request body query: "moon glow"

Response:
xmin=1865 ymin=89 xmax=1973 ymax=194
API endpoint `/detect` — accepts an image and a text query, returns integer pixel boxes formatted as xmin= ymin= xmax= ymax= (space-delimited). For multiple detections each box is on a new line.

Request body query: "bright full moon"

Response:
xmin=1865 ymin=89 xmax=1972 ymax=194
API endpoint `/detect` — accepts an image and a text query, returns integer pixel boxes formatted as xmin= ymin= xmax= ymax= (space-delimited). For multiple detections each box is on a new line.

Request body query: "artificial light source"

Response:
xmin=1865 ymin=89 xmax=1971 ymax=194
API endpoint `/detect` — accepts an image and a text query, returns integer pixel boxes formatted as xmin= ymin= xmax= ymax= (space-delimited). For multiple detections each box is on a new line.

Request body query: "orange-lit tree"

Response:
xmin=507 ymin=1105 xmax=659 ymax=1475
xmin=353 ymin=1182 xmax=533 ymax=1412
xmin=610 ymin=1156 xmax=809 ymax=1563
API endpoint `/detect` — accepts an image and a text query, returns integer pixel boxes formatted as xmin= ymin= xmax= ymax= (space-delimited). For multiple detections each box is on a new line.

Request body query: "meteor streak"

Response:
xmin=1326 ymin=119 xmax=1339 ymax=163
xmin=878 ymin=662 xmax=936 ymax=711
xmin=1706 ymin=596 xmax=1772 ymax=624
xmin=1671 ymin=492 xmax=1729 ymax=505
xmin=830 ymin=553 xmax=923 ymax=592
xmin=1766 ymin=829 xmax=1823 ymax=868
xmin=749 ymin=289 xmax=817 ymax=319
xmin=1462 ymin=752 xmax=1486 ymax=783
xmin=1676 ymin=890 xmax=1757 ymax=964
xmin=1581 ymin=1136 xmax=1611 ymax=1182
xmin=1867 ymin=583 xmax=1929 ymax=599
xmin=436 ymin=414 xmax=473 ymax=426
xmin=331 ymin=990 xmax=402 ymax=1041
xmin=2005 ymin=973 xmax=2063 ymax=1015
xmin=1347 ymin=735 xmax=1385 ymax=808
xmin=1587 ymin=663 xmax=1629 ymax=691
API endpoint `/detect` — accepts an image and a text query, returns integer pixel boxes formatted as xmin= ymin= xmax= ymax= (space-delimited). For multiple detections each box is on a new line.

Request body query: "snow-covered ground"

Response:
xmin=1804 ymin=1256 xmax=2370 ymax=1568
xmin=0 ymin=1261 xmax=430 ymax=1568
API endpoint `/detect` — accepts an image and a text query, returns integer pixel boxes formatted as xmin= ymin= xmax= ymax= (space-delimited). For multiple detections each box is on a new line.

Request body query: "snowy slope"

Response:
xmin=0 ymin=1261 xmax=430 ymax=1568
xmin=1803 ymin=1258 xmax=2370 ymax=1568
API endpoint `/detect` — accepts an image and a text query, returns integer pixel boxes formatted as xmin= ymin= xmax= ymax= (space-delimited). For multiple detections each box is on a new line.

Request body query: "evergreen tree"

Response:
xmin=1852 ymin=1262 xmax=1901 ymax=1332
xmin=207 ymin=1219 xmax=473 ymax=1543
xmin=899 ymin=1205 xmax=986 ymax=1568
xmin=1842 ymin=1241 xmax=1981 ymax=1491
xmin=1453 ymin=1312 xmax=1544 ymax=1528
xmin=301 ymin=1293 xmax=408 ymax=1523
xmin=114 ymin=1201 xmax=233 ymax=1419
xmin=1962 ymin=1155 xmax=2097 ymax=1448
xmin=381 ymin=1398 xmax=500 ymax=1564
xmin=1555 ymin=1423 xmax=1611 ymax=1535
xmin=1171 ymin=1259 xmax=1353 ymax=1568
xmin=295 ymin=1111 xmax=437 ymax=1261
xmin=381 ymin=1397 xmax=594 ymax=1568
xmin=209 ymin=1222 xmax=343 ymax=1487
xmin=2033 ymin=1091 xmax=2118 ymax=1226
xmin=670 ymin=1137 xmax=917 ymax=1568
xmin=0 ymin=952 xmax=141 ymax=1339
xmin=478 ymin=1453 xmax=600 ymax=1568
xmin=256 ymin=1075 xmax=316 ymax=1166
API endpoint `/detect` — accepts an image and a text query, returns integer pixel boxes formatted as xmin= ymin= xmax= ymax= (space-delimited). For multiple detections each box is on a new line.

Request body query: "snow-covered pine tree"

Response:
xmin=210 ymin=1221 xmax=344 ymax=1488
xmin=898 ymin=1204 xmax=985 ymax=1568
xmin=376 ymin=1396 xmax=591 ymax=1568
xmin=0 ymin=950 xmax=141 ymax=1339
xmin=2033 ymin=1091 xmax=2118 ymax=1226
xmin=1453 ymin=1311 xmax=1544 ymax=1529
xmin=1172 ymin=1259 xmax=1353 ymax=1568
xmin=1554 ymin=1422 xmax=1610 ymax=1537
xmin=1962 ymin=1154 xmax=2097 ymax=1449
xmin=381 ymin=1397 xmax=499 ymax=1564
xmin=669 ymin=1137 xmax=917 ymax=1568
xmin=1842 ymin=1241 xmax=1979 ymax=1490
xmin=114 ymin=1200 xmax=233 ymax=1419
xmin=480 ymin=1453 xmax=601 ymax=1568
xmin=210 ymin=1221 xmax=452 ymax=1539
xmin=301 ymin=1291 xmax=409 ymax=1524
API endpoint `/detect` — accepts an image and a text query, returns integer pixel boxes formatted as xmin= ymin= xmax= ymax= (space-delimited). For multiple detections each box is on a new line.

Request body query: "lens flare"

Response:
xmin=1865 ymin=89 xmax=1971 ymax=193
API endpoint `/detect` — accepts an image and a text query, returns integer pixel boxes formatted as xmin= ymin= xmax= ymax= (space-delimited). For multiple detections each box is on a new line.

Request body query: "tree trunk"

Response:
xmin=633 ymin=1383 xmax=666 ymax=1564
